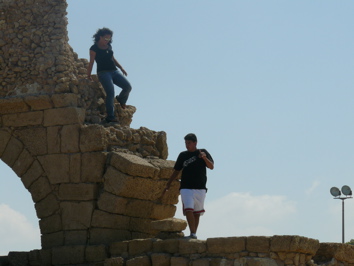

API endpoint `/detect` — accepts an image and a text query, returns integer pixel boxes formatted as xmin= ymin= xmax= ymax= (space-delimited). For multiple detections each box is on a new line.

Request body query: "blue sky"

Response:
xmin=1 ymin=0 xmax=354 ymax=255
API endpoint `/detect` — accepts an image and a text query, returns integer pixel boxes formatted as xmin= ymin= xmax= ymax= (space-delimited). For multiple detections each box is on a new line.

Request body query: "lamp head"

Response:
xmin=330 ymin=187 xmax=341 ymax=197
xmin=341 ymin=185 xmax=352 ymax=196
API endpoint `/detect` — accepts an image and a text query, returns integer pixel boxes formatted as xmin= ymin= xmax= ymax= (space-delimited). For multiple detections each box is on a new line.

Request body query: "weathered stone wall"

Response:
xmin=0 ymin=0 xmax=125 ymax=124
xmin=1 ymin=0 xmax=178 ymax=258
xmin=3 ymin=235 xmax=354 ymax=266
xmin=0 ymin=95 xmax=176 ymax=248
xmin=0 ymin=0 xmax=76 ymax=96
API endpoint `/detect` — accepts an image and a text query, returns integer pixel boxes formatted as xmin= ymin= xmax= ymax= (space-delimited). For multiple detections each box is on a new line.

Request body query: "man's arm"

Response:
xmin=160 ymin=170 xmax=180 ymax=200
xmin=165 ymin=170 xmax=180 ymax=190
xmin=199 ymin=151 xmax=214 ymax=170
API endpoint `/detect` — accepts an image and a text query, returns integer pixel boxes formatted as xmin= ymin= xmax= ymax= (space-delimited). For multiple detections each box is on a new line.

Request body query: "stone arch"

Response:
xmin=0 ymin=97 xmax=180 ymax=252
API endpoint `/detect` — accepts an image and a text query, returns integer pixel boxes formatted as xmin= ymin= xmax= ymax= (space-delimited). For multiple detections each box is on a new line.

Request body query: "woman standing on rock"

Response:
xmin=87 ymin=27 xmax=132 ymax=123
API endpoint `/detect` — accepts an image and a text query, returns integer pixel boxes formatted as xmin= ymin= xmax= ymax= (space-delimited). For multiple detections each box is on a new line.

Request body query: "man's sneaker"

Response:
xmin=184 ymin=234 xmax=197 ymax=239
xmin=190 ymin=234 xmax=197 ymax=239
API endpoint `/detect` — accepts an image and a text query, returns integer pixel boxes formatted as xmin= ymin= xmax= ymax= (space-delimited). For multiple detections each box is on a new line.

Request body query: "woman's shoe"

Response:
xmin=104 ymin=117 xmax=119 ymax=123
xmin=115 ymin=96 xmax=126 ymax=109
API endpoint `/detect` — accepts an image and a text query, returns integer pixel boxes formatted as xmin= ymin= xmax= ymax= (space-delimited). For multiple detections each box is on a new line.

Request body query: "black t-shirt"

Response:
xmin=90 ymin=43 xmax=117 ymax=73
xmin=174 ymin=149 xmax=214 ymax=190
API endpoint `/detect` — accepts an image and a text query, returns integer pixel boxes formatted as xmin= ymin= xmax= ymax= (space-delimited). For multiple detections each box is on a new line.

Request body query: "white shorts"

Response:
xmin=180 ymin=189 xmax=206 ymax=216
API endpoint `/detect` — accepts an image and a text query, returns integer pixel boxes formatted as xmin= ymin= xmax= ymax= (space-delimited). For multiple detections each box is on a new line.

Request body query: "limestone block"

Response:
xmin=24 ymin=95 xmax=53 ymax=110
xmin=110 ymin=241 xmax=129 ymax=257
xmin=29 ymin=176 xmax=52 ymax=202
xmin=29 ymin=249 xmax=51 ymax=266
xmin=104 ymin=257 xmax=125 ymax=266
xmin=21 ymin=160 xmax=44 ymax=189
xmin=155 ymin=231 xmax=184 ymax=240
xmin=7 ymin=252 xmax=29 ymax=266
xmin=28 ymin=250 xmax=40 ymax=266
xmin=314 ymin=242 xmax=354 ymax=264
xmin=156 ymin=179 xmax=180 ymax=205
xmin=299 ymin=253 xmax=306 ymax=264
xmin=35 ymin=194 xmax=60 ymax=219
xmin=14 ymin=127 xmax=47 ymax=155
xmin=0 ymin=129 xmax=11 ymax=157
xmin=179 ymin=239 xmax=207 ymax=254
xmin=110 ymin=152 xmax=159 ymax=178
xmin=38 ymin=249 xmax=52 ymax=266
xmin=89 ymin=228 xmax=131 ymax=245
xmin=104 ymin=166 xmax=165 ymax=201
xmin=241 ymin=257 xmax=278 ymax=266
xmin=38 ymin=154 xmax=70 ymax=184
xmin=191 ymin=258 xmax=210 ymax=266
xmin=51 ymin=93 xmax=78 ymax=107
xmin=150 ymin=204 xmax=176 ymax=220
xmin=12 ymin=148 xmax=34 ymax=177
xmin=0 ymin=97 xmax=29 ymax=115
xmin=69 ymin=153 xmax=81 ymax=183
xmin=81 ymin=152 xmax=107 ymax=182
xmin=85 ymin=245 xmax=108 ymax=263
xmin=156 ymin=131 xmax=168 ymax=160
xmin=60 ymin=124 xmax=80 ymax=153
xmin=39 ymin=214 xmax=62 ymax=234
xmin=58 ymin=183 xmax=97 ymax=200
xmin=80 ymin=124 xmax=107 ymax=152
xmin=97 ymin=192 xmax=128 ymax=214
xmin=47 ymin=126 xmax=61 ymax=154
xmin=91 ymin=210 xmax=130 ymax=229
xmin=41 ymin=231 xmax=64 ymax=249
xmin=148 ymin=158 xmax=175 ymax=179
xmin=207 ymin=237 xmax=246 ymax=253
xmin=151 ymin=218 xmax=187 ymax=232
xmin=126 ymin=256 xmax=151 ymax=266
xmin=125 ymin=199 xmax=154 ymax=218
xmin=2 ymin=111 xmax=43 ymax=127
xmin=209 ymin=258 xmax=233 ymax=266
xmin=171 ymin=257 xmax=189 ymax=266
xmin=128 ymin=239 xmax=154 ymax=257
xmin=151 ymin=253 xmax=171 ymax=266
xmin=130 ymin=217 xmax=157 ymax=235
xmin=60 ymin=201 xmax=94 ymax=230
xmin=270 ymin=236 xmax=319 ymax=255
xmin=65 ymin=230 xmax=89 ymax=245
xmin=132 ymin=232 xmax=154 ymax=240
xmin=153 ymin=239 xmax=180 ymax=254
xmin=1 ymin=136 xmax=23 ymax=167
xmin=51 ymin=245 xmax=85 ymax=265
xmin=247 ymin=236 xmax=271 ymax=253
xmin=43 ymin=107 xmax=85 ymax=126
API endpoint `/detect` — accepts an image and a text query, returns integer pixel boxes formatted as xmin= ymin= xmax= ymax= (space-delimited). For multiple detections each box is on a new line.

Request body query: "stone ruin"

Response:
xmin=1 ymin=0 xmax=354 ymax=265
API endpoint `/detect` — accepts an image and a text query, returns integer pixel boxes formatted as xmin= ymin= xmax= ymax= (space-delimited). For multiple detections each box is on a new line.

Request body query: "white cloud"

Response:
xmin=305 ymin=180 xmax=321 ymax=195
xmin=0 ymin=204 xmax=41 ymax=256
xmin=175 ymin=192 xmax=298 ymax=239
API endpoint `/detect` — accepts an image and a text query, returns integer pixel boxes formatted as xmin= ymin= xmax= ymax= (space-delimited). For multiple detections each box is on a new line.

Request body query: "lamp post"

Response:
xmin=330 ymin=185 xmax=352 ymax=243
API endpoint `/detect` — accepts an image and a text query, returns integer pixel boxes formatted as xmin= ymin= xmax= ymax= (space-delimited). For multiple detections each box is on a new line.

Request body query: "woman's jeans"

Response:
xmin=98 ymin=70 xmax=132 ymax=119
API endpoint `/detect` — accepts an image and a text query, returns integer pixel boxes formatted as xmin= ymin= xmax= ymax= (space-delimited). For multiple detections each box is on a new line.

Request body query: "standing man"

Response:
xmin=163 ymin=133 xmax=214 ymax=239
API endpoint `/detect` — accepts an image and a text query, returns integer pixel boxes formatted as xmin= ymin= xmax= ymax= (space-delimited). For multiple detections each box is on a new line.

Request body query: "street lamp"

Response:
xmin=330 ymin=185 xmax=352 ymax=243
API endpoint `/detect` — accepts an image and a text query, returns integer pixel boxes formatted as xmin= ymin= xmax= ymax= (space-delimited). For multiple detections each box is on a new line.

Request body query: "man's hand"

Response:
xmin=199 ymin=150 xmax=206 ymax=158
xmin=159 ymin=184 xmax=170 ymax=201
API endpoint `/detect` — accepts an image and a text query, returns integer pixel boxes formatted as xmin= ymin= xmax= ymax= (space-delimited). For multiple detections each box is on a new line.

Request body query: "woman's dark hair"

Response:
xmin=93 ymin=27 xmax=113 ymax=44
